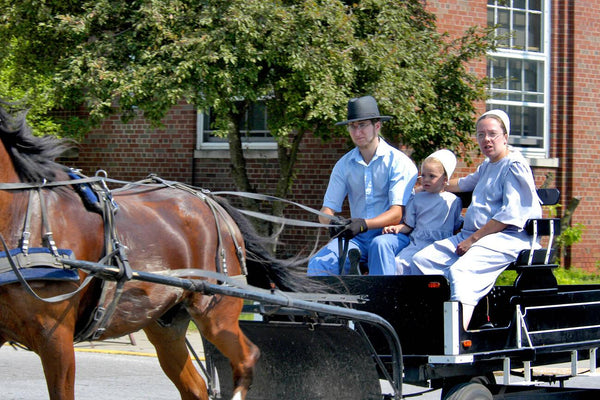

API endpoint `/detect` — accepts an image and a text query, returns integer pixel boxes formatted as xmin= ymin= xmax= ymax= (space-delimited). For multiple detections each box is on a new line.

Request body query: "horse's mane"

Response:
xmin=0 ymin=102 xmax=71 ymax=182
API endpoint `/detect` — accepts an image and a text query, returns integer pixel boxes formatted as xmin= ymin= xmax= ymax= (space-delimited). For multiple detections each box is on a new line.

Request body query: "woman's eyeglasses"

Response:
xmin=476 ymin=131 xmax=504 ymax=141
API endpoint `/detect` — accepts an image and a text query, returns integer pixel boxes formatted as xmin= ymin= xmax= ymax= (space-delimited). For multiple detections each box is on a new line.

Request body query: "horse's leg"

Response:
xmin=25 ymin=318 xmax=77 ymax=400
xmin=0 ymin=290 xmax=78 ymax=400
xmin=189 ymin=294 xmax=259 ymax=400
xmin=143 ymin=319 xmax=209 ymax=400
xmin=39 ymin=335 xmax=77 ymax=400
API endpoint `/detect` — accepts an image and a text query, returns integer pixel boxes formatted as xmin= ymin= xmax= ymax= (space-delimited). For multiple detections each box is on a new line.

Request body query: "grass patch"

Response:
xmin=553 ymin=267 xmax=600 ymax=284
xmin=496 ymin=267 xmax=600 ymax=286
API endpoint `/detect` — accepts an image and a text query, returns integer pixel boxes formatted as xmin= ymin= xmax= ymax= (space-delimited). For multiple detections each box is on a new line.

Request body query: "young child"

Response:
xmin=382 ymin=149 xmax=463 ymax=274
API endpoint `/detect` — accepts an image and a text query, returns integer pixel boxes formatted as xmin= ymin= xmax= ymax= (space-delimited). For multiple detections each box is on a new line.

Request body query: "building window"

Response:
xmin=196 ymin=100 xmax=276 ymax=150
xmin=486 ymin=0 xmax=550 ymax=158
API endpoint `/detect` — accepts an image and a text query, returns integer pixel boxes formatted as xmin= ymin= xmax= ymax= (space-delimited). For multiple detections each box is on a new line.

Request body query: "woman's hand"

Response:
xmin=456 ymin=236 xmax=476 ymax=256
xmin=456 ymin=219 xmax=508 ymax=256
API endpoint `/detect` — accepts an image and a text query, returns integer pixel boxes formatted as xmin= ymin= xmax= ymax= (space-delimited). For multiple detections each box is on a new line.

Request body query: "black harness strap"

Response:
xmin=37 ymin=187 xmax=59 ymax=256
xmin=0 ymin=188 xmax=95 ymax=301
xmin=338 ymin=237 xmax=350 ymax=275
xmin=149 ymin=176 xmax=246 ymax=277
xmin=20 ymin=190 xmax=35 ymax=255
xmin=19 ymin=188 xmax=59 ymax=256
xmin=74 ymin=186 xmax=133 ymax=342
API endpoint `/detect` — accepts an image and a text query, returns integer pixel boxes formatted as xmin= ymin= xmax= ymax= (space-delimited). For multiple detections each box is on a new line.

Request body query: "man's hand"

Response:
xmin=341 ymin=218 xmax=368 ymax=239
xmin=328 ymin=218 xmax=348 ymax=238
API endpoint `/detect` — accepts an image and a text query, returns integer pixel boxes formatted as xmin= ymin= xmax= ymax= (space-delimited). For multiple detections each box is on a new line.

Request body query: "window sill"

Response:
xmin=194 ymin=148 xmax=278 ymax=159
xmin=527 ymin=157 xmax=559 ymax=168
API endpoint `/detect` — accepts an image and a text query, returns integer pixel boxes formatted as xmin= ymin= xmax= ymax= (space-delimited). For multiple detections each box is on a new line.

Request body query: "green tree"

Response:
xmin=1 ymin=0 xmax=494 ymax=216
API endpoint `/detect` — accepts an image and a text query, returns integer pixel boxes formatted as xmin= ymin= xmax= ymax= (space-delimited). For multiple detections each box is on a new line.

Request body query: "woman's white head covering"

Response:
xmin=480 ymin=109 xmax=510 ymax=137
xmin=427 ymin=149 xmax=457 ymax=179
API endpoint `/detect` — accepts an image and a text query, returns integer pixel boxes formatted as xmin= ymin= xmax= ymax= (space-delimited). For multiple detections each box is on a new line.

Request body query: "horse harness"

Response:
xmin=0 ymin=172 xmax=247 ymax=342
xmin=149 ymin=175 xmax=246 ymax=277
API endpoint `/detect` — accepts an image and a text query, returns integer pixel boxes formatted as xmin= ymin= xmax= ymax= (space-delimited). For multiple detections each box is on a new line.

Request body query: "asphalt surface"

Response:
xmin=0 ymin=331 xmax=206 ymax=400
xmin=0 ymin=331 xmax=439 ymax=399
xmin=3 ymin=331 xmax=600 ymax=399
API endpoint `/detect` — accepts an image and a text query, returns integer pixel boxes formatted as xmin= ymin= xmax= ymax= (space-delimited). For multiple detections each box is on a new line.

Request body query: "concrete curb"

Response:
xmin=73 ymin=331 xmax=205 ymax=360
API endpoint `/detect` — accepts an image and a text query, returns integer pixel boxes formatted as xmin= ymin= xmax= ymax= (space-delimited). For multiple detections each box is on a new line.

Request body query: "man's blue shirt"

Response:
xmin=323 ymin=138 xmax=417 ymax=218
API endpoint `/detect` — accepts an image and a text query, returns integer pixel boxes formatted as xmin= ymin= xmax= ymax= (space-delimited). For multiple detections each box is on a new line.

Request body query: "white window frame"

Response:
xmin=195 ymin=101 xmax=277 ymax=152
xmin=486 ymin=0 xmax=554 ymax=164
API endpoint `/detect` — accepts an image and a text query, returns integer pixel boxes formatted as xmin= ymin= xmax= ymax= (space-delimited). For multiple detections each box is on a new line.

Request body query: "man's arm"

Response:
xmin=321 ymin=205 xmax=405 ymax=239
xmin=364 ymin=205 xmax=404 ymax=229
xmin=318 ymin=206 xmax=336 ymax=225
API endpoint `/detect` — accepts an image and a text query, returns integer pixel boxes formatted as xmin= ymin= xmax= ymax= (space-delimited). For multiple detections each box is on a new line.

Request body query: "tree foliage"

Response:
xmin=1 ymin=0 xmax=495 ymax=197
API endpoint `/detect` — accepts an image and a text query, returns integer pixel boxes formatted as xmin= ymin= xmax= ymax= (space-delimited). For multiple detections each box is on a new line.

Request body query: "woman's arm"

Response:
xmin=446 ymin=177 xmax=461 ymax=193
xmin=456 ymin=218 xmax=508 ymax=256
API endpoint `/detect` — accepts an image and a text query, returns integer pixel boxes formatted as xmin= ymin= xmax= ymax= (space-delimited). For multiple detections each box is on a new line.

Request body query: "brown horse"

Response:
xmin=0 ymin=104 xmax=310 ymax=400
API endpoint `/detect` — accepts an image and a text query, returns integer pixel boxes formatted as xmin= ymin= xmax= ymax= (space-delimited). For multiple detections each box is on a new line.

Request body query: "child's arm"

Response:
xmin=382 ymin=223 xmax=413 ymax=235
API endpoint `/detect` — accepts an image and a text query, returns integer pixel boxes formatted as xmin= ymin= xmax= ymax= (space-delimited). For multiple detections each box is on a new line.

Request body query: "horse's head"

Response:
xmin=0 ymin=101 xmax=71 ymax=184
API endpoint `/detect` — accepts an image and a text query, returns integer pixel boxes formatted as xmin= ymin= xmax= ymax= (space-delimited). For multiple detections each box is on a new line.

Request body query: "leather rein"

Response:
xmin=0 ymin=174 xmax=340 ymax=341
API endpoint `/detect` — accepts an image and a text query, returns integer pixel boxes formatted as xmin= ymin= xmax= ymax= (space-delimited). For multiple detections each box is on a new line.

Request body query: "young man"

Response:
xmin=307 ymin=95 xmax=418 ymax=275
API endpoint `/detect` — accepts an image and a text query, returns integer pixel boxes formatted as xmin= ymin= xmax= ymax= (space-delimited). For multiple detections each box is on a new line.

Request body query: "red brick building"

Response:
xmin=70 ymin=1 xmax=600 ymax=271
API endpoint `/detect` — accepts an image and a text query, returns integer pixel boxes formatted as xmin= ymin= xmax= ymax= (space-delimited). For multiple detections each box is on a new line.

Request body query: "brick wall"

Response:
xmin=429 ymin=0 xmax=600 ymax=271
xmin=70 ymin=101 xmax=197 ymax=184
xmin=193 ymin=134 xmax=351 ymax=258
xmin=552 ymin=1 xmax=600 ymax=270
xmin=426 ymin=0 xmax=487 ymax=37
xmin=67 ymin=1 xmax=600 ymax=270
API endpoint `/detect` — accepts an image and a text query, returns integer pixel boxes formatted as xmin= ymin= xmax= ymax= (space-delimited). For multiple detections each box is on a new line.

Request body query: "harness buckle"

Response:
xmin=43 ymin=232 xmax=59 ymax=257
xmin=93 ymin=306 xmax=106 ymax=322
xmin=92 ymin=328 xmax=106 ymax=340
xmin=220 ymin=248 xmax=228 ymax=275
xmin=21 ymin=231 xmax=31 ymax=255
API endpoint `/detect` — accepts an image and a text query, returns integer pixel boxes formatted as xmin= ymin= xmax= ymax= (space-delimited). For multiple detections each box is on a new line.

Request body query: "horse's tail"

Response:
xmin=211 ymin=195 xmax=324 ymax=294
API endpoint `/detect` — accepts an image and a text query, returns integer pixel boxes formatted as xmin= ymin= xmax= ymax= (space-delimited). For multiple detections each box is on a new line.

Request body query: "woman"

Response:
xmin=412 ymin=110 xmax=541 ymax=330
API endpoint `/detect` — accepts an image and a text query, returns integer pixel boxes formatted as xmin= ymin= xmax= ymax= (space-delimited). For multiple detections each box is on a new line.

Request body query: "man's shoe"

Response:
xmin=348 ymin=249 xmax=361 ymax=275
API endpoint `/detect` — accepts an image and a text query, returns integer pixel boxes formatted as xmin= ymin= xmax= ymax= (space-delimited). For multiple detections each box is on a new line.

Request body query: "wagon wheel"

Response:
xmin=442 ymin=382 xmax=493 ymax=400
xmin=441 ymin=373 xmax=495 ymax=400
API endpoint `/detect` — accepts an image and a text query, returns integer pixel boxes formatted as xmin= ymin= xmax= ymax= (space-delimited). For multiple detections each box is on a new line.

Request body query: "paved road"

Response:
xmin=2 ymin=333 xmax=600 ymax=399
xmin=0 ymin=334 xmax=441 ymax=400
xmin=0 ymin=346 xmax=180 ymax=399
xmin=0 ymin=332 xmax=202 ymax=400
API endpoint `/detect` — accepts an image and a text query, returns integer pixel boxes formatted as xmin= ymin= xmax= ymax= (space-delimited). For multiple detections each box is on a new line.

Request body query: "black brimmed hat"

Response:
xmin=335 ymin=95 xmax=392 ymax=126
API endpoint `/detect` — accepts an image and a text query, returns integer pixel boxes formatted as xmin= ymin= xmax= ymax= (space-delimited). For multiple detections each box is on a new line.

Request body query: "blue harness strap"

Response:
xmin=0 ymin=247 xmax=80 ymax=286
xmin=0 ymin=267 xmax=80 ymax=286
xmin=68 ymin=170 xmax=103 ymax=213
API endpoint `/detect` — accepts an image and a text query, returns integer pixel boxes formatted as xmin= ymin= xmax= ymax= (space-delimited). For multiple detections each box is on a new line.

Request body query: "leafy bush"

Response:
xmin=496 ymin=267 xmax=600 ymax=286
